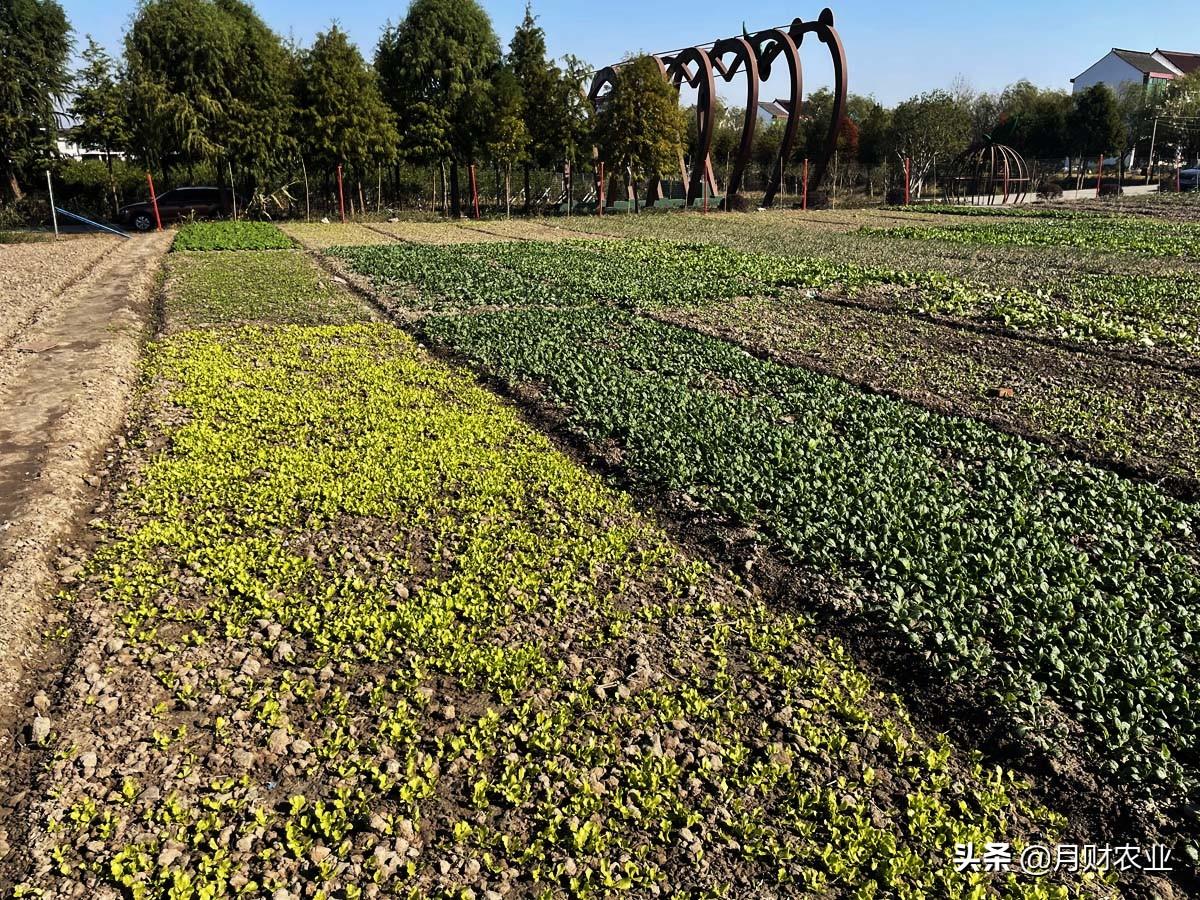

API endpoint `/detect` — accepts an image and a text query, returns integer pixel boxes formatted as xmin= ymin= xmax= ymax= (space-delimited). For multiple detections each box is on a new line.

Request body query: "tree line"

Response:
xmin=5 ymin=0 xmax=1200 ymax=217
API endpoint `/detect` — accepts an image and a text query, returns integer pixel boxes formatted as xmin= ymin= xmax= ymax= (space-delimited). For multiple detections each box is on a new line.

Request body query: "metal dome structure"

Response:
xmin=943 ymin=142 xmax=1031 ymax=205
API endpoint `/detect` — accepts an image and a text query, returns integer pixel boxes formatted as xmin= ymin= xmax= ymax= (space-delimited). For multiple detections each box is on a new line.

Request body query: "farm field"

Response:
xmin=5 ymin=227 xmax=1116 ymax=899
xmin=422 ymin=308 xmax=1200 ymax=802
xmin=859 ymin=216 xmax=1200 ymax=258
xmin=0 ymin=235 xmax=121 ymax=351
xmin=312 ymin=207 xmax=1200 ymax=884
xmin=651 ymin=295 xmax=1200 ymax=493
xmin=494 ymin=212 xmax=1200 ymax=360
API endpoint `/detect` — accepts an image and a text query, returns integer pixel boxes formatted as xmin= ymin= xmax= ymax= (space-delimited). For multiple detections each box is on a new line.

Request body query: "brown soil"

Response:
xmin=0 ymin=233 xmax=171 ymax=733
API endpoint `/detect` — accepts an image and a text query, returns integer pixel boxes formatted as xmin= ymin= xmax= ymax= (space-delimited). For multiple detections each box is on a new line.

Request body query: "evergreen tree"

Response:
xmin=1067 ymin=84 xmax=1126 ymax=162
xmin=123 ymin=0 xmax=294 ymax=185
xmin=0 ymin=0 xmax=72 ymax=200
xmin=376 ymin=0 xmax=500 ymax=217
xmin=487 ymin=67 xmax=530 ymax=218
xmin=594 ymin=55 xmax=685 ymax=211
xmin=507 ymin=3 xmax=555 ymax=211
xmin=295 ymin=26 xmax=399 ymax=181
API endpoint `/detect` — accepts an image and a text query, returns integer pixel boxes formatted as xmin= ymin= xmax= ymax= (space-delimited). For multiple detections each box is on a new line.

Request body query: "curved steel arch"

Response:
xmin=659 ymin=46 xmax=717 ymax=203
xmin=707 ymin=36 xmax=760 ymax=200
xmin=749 ymin=28 xmax=803 ymax=208
xmin=789 ymin=8 xmax=848 ymax=202
xmin=586 ymin=8 xmax=847 ymax=211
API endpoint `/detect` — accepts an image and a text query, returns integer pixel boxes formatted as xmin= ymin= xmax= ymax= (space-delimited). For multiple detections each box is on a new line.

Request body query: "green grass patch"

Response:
xmin=173 ymin=220 xmax=294 ymax=251
xmin=423 ymin=307 xmax=1200 ymax=807
xmin=165 ymin=249 xmax=369 ymax=328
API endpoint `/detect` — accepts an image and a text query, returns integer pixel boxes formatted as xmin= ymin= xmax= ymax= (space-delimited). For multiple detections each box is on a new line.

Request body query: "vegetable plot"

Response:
xmin=329 ymin=237 xmax=1200 ymax=352
xmin=165 ymin=249 xmax=370 ymax=328
xmin=173 ymin=220 xmax=294 ymax=251
xmin=862 ymin=216 xmax=1200 ymax=257
xmin=17 ymin=323 xmax=1091 ymax=899
xmin=422 ymin=307 xmax=1200 ymax=810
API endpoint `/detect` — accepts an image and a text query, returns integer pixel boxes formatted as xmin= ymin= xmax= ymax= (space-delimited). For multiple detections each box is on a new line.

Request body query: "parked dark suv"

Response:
xmin=117 ymin=186 xmax=235 ymax=231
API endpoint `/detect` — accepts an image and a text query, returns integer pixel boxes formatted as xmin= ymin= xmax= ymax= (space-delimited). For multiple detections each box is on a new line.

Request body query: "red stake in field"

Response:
xmin=146 ymin=172 xmax=162 ymax=231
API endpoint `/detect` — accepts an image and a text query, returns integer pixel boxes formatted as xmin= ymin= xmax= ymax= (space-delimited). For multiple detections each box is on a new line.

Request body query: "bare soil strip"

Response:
xmin=0 ymin=233 xmax=171 ymax=730
xmin=0 ymin=236 xmax=122 ymax=353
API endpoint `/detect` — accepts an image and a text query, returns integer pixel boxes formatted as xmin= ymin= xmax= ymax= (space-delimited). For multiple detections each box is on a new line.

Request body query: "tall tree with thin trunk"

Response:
xmin=488 ymin=66 xmax=530 ymax=218
xmin=594 ymin=55 xmax=685 ymax=211
xmin=507 ymin=3 xmax=555 ymax=213
xmin=70 ymin=37 xmax=128 ymax=214
xmin=0 ymin=0 xmax=72 ymax=200
xmin=295 ymin=26 xmax=398 ymax=192
xmin=376 ymin=0 xmax=500 ymax=217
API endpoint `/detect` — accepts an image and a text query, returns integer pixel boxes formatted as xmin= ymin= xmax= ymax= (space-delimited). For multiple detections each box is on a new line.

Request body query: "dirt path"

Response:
xmin=0 ymin=233 xmax=170 ymax=732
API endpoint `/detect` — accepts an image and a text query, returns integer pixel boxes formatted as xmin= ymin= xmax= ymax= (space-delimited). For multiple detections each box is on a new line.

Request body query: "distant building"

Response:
xmin=1071 ymin=48 xmax=1197 ymax=95
xmin=756 ymin=100 xmax=790 ymax=124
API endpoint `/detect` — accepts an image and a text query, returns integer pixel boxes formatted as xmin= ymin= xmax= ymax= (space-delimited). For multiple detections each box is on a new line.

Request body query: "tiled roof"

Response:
xmin=1158 ymin=50 xmax=1200 ymax=75
xmin=1112 ymin=48 xmax=1176 ymax=76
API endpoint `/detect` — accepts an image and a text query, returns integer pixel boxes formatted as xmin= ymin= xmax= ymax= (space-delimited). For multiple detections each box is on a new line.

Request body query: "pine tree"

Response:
xmin=594 ymin=55 xmax=685 ymax=211
xmin=376 ymin=0 xmax=500 ymax=217
xmin=295 ymin=27 xmax=399 ymax=182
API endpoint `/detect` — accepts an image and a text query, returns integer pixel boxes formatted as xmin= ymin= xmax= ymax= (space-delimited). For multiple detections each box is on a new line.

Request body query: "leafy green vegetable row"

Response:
xmin=864 ymin=216 xmax=1200 ymax=257
xmin=327 ymin=238 xmax=995 ymax=317
xmin=422 ymin=307 xmax=1200 ymax=810
xmin=173 ymin=220 xmax=294 ymax=251
xmin=329 ymin=237 xmax=1200 ymax=351
xmin=882 ymin=204 xmax=1094 ymax=219
xmin=22 ymin=323 xmax=1088 ymax=899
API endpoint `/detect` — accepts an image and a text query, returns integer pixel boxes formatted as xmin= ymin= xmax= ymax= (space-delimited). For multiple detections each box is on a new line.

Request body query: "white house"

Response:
xmin=756 ymin=100 xmax=790 ymax=124
xmin=1071 ymin=48 xmax=1198 ymax=95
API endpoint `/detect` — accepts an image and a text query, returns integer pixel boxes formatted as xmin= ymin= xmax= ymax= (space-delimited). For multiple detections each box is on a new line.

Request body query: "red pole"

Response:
xmin=802 ymin=158 xmax=809 ymax=210
xmin=336 ymin=164 xmax=346 ymax=222
xmin=469 ymin=164 xmax=480 ymax=220
xmin=146 ymin=172 xmax=162 ymax=231
xmin=1096 ymin=154 xmax=1104 ymax=198
xmin=597 ymin=162 xmax=605 ymax=217
xmin=903 ymin=158 xmax=911 ymax=205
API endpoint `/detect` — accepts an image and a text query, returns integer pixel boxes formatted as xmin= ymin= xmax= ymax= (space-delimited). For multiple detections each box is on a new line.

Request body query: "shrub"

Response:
xmin=1036 ymin=181 xmax=1064 ymax=200
xmin=1098 ymin=180 xmax=1123 ymax=197
xmin=885 ymin=187 xmax=907 ymax=205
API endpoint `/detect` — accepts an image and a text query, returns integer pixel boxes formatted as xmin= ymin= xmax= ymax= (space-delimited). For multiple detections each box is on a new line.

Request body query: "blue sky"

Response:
xmin=62 ymin=0 xmax=1200 ymax=106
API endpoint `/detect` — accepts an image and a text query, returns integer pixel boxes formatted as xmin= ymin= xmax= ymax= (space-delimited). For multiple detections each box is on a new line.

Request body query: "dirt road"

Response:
xmin=0 ymin=233 xmax=170 ymax=730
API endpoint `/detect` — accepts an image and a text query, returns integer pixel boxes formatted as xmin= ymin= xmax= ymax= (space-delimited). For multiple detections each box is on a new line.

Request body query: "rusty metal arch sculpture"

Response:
xmin=708 ymin=36 xmax=760 ymax=200
xmin=659 ymin=46 xmax=717 ymax=203
xmin=943 ymin=143 xmax=1031 ymax=205
xmin=748 ymin=28 xmax=803 ymax=208
xmin=586 ymin=8 xmax=847 ymax=210
xmin=788 ymin=9 xmax=848 ymax=202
